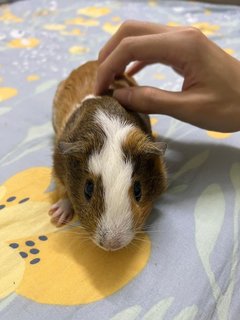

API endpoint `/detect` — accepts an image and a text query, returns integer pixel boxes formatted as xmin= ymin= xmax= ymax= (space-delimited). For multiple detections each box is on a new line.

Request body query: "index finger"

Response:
xmin=95 ymin=31 xmax=190 ymax=94
xmin=98 ymin=20 xmax=174 ymax=63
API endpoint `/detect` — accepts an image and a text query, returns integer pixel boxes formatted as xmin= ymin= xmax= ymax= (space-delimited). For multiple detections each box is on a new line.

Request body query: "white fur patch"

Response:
xmin=75 ymin=95 xmax=101 ymax=112
xmin=81 ymin=94 xmax=101 ymax=103
xmin=88 ymin=110 xmax=135 ymax=249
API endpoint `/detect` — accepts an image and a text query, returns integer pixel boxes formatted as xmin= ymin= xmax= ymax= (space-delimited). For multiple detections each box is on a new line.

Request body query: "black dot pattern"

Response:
xmin=30 ymin=248 xmax=39 ymax=254
xmin=30 ymin=258 xmax=40 ymax=265
xmin=19 ymin=197 xmax=30 ymax=204
xmin=26 ymin=241 xmax=35 ymax=246
xmin=39 ymin=235 xmax=48 ymax=241
xmin=8 ymin=235 xmax=48 ymax=266
xmin=19 ymin=252 xmax=28 ymax=258
xmin=7 ymin=196 xmax=16 ymax=202
xmin=0 ymin=195 xmax=30 ymax=210
xmin=9 ymin=243 xmax=19 ymax=249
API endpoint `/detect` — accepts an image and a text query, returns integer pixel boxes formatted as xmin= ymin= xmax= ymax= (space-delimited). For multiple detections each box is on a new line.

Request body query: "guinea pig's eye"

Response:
xmin=134 ymin=181 xmax=142 ymax=202
xmin=84 ymin=180 xmax=94 ymax=200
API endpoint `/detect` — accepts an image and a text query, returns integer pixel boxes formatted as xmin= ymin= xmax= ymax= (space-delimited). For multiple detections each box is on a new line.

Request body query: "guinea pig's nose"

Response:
xmin=100 ymin=238 xmax=123 ymax=251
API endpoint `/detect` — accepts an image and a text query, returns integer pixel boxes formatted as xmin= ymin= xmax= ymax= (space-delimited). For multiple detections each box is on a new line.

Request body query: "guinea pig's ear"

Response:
xmin=58 ymin=141 xmax=86 ymax=155
xmin=144 ymin=141 xmax=167 ymax=156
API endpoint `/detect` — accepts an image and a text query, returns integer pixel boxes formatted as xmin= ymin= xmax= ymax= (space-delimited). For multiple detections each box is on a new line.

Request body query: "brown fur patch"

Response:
xmin=123 ymin=128 xmax=167 ymax=230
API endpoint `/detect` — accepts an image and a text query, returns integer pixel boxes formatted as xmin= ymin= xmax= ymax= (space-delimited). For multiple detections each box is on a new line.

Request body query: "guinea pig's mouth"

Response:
xmin=92 ymin=233 xmax=134 ymax=252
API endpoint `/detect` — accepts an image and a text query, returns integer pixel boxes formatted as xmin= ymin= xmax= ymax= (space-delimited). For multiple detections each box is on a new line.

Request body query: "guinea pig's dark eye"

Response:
xmin=134 ymin=181 xmax=142 ymax=202
xmin=84 ymin=180 xmax=94 ymax=200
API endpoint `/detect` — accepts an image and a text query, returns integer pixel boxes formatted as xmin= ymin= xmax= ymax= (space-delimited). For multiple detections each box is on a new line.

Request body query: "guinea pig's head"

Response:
xmin=58 ymin=108 xmax=167 ymax=251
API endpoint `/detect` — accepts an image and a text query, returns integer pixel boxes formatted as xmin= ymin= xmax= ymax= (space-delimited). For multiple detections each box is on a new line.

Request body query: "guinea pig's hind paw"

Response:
xmin=49 ymin=199 xmax=74 ymax=227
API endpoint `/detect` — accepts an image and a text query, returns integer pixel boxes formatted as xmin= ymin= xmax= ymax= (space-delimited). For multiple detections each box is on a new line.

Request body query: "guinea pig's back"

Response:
xmin=52 ymin=60 xmax=149 ymax=138
xmin=52 ymin=61 xmax=99 ymax=137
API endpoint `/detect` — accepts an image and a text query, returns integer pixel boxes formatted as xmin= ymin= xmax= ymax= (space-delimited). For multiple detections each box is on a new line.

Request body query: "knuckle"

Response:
xmin=184 ymin=26 xmax=203 ymax=41
xmin=120 ymin=37 xmax=135 ymax=58
xmin=142 ymin=87 xmax=156 ymax=102
xmin=121 ymin=36 xmax=133 ymax=48
xmin=120 ymin=19 xmax=139 ymax=33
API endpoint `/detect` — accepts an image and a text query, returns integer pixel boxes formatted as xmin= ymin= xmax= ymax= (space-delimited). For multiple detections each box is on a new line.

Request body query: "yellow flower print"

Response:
xmin=16 ymin=229 xmax=150 ymax=305
xmin=60 ymin=29 xmax=82 ymax=36
xmin=192 ymin=22 xmax=220 ymax=36
xmin=207 ymin=131 xmax=232 ymax=139
xmin=224 ymin=48 xmax=235 ymax=56
xmin=0 ymin=167 xmax=57 ymax=299
xmin=0 ymin=87 xmax=18 ymax=102
xmin=68 ymin=46 xmax=89 ymax=55
xmin=112 ymin=16 xmax=121 ymax=22
xmin=148 ymin=0 xmax=157 ymax=7
xmin=167 ymin=21 xmax=181 ymax=27
xmin=102 ymin=22 xmax=121 ymax=35
xmin=0 ymin=167 xmax=151 ymax=305
xmin=204 ymin=9 xmax=212 ymax=16
xmin=26 ymin=74 xmax=40 ymax=82
xmin=43 ymin=24 xmax=66 ymax=31
xmin=0 ymin=7 xmax=23 ymax=23
xmin=7 ymin=38 xmax=40 ymax=48
xmin=77 ymin=7 xmax=111 ymax=18
xmin=153 ymin=73 xmax=166 ymax=80
xmin=65 ymin=17 xmax=99 ymax=27
xmin=150 ymin=117 xmax=158 ymax=126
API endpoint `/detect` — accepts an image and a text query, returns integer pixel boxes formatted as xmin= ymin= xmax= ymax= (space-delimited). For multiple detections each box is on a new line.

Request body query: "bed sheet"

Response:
xmin=0 ymin=1 xmax=240 ymax=319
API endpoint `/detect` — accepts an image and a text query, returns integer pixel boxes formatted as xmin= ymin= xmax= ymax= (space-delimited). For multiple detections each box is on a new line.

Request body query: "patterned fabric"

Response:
xmin=0 ymin=1 xmax=240 ymax=319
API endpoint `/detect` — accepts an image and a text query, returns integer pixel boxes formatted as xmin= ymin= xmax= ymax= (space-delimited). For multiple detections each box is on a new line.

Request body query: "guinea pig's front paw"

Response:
xmin=49 ymin=198 xmax=74 ymax=227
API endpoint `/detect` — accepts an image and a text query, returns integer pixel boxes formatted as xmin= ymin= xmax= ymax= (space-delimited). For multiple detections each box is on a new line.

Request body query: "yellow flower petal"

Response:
xmin=192 ymin=22 xmax=220 ymax=36
xmin=207 ymin=131 xmax=232 ymax=139
xmin=1 ymin=201 xmax=57 ymax=242
xmin=148 ymin=0 xmax=157 ymax=7
xmin=112 ymin=16 xmax=121 ymax=22
xmin=0 ymin=243 xmax=25 ymax=299
xmin=153 ymin=73 xmax=166 ymax=80
xmin=0 ymin=87 xmax=18 ymax=102
xmin=1 ymin=167 xmax=53 ymax=203
xmin=77 ymin=6 xmax=111 ymax=18
xmin=7 ymin=38 xmax=40 ymax=48
xmin=0 ymin=186 xmax=6 ymax=200
xmin=16 ymin=229 xmax=151 ymax=305
xmin=0 ymin=8 xmax=23 ymax=23
xmin=43 ymin=24 xmax=66 ymax=31
xmin=204 ymin=9 xmax=212 ymax=16
xmin=167 ymin=21 xmax=181 ymax=27
xmin=65 ymin=17 xmax=99 ymax=27
xmin=150 ymin=117 xmax=158 ymax=126
xmin=102 ymin=22 xmax=121 ymax=35
xmin=224 ymin=48 xmax=235 ymax=56
xmin=69 ymin=46 xmax=89 ymax=54
xmin=60 ymin=28 xmax=82 ymax=36
xmin=26 ymin=74 xmax=40 ymax=82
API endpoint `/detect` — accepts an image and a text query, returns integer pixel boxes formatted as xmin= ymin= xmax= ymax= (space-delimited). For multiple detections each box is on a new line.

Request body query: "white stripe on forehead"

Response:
xmin=88 ymin=110 xmax=134 ymax=233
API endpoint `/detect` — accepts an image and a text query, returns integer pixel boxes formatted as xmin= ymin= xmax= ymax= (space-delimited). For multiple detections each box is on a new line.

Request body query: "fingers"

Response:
xmin=96 ymin=31 xmax=193 ymax=94
xmin=112 ymin=86 xmax=206 ymax=128
xmin=98 ymin=20 xmax=173 ymax=63
xmin=126 ymin=61 xmax=149 ymax=76
xmin=113 ymin=86 xmax=185 ymax=114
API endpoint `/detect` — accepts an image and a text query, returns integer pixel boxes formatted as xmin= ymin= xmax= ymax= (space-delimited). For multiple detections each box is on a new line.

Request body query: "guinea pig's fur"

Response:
xmin=50 ymin=60 xmax=167 ymax=251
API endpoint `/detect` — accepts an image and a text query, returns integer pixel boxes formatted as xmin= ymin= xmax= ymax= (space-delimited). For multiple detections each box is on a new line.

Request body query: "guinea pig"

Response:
xmin=49 ymin=60 xmax=167 ymax=251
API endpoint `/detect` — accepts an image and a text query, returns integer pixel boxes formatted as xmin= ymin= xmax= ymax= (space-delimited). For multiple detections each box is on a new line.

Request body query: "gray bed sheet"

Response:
xmin=0 ymin=1 xmax=240 ymax=319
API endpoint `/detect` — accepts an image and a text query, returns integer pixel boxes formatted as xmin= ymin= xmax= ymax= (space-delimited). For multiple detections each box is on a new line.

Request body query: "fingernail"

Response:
xmin=113 ymin=88 xmax=132 ymax=106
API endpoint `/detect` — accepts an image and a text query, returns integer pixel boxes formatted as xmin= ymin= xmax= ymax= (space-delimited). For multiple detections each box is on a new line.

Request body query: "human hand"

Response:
xmin=95 ymin=20 xmax=240 ymax=132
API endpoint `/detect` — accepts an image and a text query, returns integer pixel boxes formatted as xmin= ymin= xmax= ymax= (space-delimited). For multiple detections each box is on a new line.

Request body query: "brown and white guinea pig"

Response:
xmin=49 ymin=60 xmax=167 ymax=251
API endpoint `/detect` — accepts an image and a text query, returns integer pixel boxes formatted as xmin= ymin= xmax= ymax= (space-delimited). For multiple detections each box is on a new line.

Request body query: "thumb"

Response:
xmin=113 ymin=86 xmax=187 ymax=117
